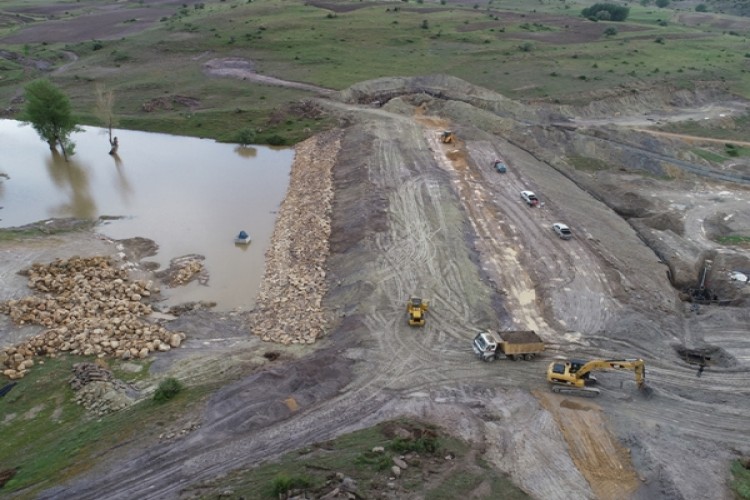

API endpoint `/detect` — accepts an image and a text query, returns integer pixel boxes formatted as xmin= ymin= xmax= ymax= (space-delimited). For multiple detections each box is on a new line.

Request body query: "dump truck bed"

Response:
xmin=497 ymin=331 xmax=544 ymax=355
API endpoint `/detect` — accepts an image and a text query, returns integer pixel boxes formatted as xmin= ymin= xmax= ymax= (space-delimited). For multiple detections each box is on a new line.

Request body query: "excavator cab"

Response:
xmin=407 ymin=297 xmax=429 ymax=327
xmin=440 ymin=131 xmax=455 ymax=144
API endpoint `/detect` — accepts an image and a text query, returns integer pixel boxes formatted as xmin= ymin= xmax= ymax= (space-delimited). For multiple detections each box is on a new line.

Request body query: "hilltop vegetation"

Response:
xmin=0 ymin=0 xmax=749 ymax=143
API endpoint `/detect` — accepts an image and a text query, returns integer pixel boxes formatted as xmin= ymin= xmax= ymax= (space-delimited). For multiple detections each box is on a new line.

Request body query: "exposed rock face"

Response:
xmin=0 ymin=256 xmax=186 ymax=379
xmin=248 ymin=131 xmax=342 ymax=345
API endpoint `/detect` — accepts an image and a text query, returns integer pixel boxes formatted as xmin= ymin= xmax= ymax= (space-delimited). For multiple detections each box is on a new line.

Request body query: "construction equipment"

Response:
xmin=546 ymin=358 xmax=647 ymax=397
xmin=406 ymin=297 xmax=429 ymax=326
xmin=473 ymin=331 xmax=544 ymax=361
xmin=440 ymin=131 xmax=455 ymax=144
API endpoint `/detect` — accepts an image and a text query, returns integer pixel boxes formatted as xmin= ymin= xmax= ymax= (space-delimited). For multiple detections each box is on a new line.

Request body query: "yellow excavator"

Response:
xmin=440 ymin=130 xmax=455 ymax=144
xmin=547 ymin=358 xmax=647 ymax=397
xmin=407 ymin=297 xmax=429 ymax=327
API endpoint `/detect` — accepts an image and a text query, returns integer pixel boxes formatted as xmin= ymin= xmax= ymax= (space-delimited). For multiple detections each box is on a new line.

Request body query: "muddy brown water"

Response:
xmin=0 ymin=119 xmax=292 ymax=311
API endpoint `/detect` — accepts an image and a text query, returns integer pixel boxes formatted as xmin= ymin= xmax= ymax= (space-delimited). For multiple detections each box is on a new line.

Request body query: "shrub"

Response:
xmin=266 ymin=134 xmax=287 ymax=146
xmin=234 ymin=128 xmax=256 ymax=146
xmin=153 ymin=377 xmax=183 ymax=402
xmin=581 ymin=3 xmax=629 ymax=22
xmin=695 ymin=4 xmax=707 ymax=12
xmin=518 ymin=42 xmax=534 ymax=52
xmin=655 ymin=0 xmax=669 ymax=7
xmin=604 ymin=27 xmax=618 ymax=37
xmin=271 ymin=473 xmax=312 ymax=496
xmin=390 ymin=435 xmax=440 ymax=454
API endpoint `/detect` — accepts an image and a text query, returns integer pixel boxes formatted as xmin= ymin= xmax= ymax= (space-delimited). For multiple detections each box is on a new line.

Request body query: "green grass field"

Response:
xmin=0 ymin=356 xmax=212 ymax=497
xmin=1 ymin=0 xmax=749 ymax=143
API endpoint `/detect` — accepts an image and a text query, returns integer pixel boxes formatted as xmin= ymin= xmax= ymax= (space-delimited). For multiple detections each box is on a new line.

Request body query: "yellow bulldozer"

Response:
xmin=440 ymin=130 xmax=455 ymax=144
xmin=546 ymin=358 xmax=649 ymax=397
xmin=407 ymin=297 xmax=429 ymax=327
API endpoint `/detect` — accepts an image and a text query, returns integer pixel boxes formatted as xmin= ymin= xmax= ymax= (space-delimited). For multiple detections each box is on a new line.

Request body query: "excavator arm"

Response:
xmin=576 ymin=359 xmax=646 ymax=389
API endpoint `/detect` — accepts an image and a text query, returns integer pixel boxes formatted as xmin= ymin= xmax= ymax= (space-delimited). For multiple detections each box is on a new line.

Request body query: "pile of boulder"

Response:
xmin=0 ymin=256 xmax=185 ymax=379
xmin=249 ymin=131 xmax=341 ymax=344
xmin=156 ymin=254 xmax=207 ymax=287
xmin=69 ymin=362 xmax=135 ymax=415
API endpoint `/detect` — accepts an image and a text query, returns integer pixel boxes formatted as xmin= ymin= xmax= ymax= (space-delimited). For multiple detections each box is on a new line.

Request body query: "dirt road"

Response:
xmin=30 ymin=78 xmax=750 ymax=499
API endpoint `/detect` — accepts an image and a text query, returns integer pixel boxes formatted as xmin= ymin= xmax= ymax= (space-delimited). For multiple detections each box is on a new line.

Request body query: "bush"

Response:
xmin=695 ymin=4 xmax=707 ymax=12
xmin=271 ymin=473 xmax=312 ymax=496
xmin=604 ymin=27 xmax=618 ymax=37
xmin=389 ymin=435 xmax=440 ymax=454
xmin=655 ymin=0 xmax=669 ymax=7
xmin=581 ymin=3 xmax=629 ymax=22
xmin=266 ymin=134 xmax=287 ymax=146
xmin=153 ymin=377 xmax=183 ymax=402
xmin=234 ymin=127 xmax=256 ymax=146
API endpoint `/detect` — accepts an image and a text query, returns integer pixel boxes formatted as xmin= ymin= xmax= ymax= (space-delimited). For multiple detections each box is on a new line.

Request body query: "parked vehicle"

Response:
xmin=472 ymin=331 xmax=545 ymax=361
xmin=552 ymin=223 xmax=572 ymax=240
xmin=520 ymin=191 xmax=539 ymax=207
xmin=493 ymin=160 xmax=507 ymax=173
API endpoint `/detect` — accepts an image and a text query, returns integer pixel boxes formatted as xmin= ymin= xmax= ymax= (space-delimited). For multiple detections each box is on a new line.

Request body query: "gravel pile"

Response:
xmin=249 ymin=131 xmax=342 ymax=344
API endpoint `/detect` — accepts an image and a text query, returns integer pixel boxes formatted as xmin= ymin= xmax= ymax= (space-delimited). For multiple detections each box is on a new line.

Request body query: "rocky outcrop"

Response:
xmin=69 ymin=362 xmax=135 ymax=415
xmin=0 ymin=256 xmax=186 ymax=379
xmin=248 ymin=131 xmax=341 ymax=345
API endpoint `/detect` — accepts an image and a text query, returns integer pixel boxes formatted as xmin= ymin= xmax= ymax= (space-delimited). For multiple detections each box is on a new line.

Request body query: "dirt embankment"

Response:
xmin=248 ymin=130 xmax=341 ymax=345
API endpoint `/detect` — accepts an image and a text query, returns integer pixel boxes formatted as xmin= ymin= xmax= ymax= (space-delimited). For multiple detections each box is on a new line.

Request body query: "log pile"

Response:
xmin=0 ymin=256 xmax=185 ymax=379
xmin=249 ymin=131 xmax=341 ymax=345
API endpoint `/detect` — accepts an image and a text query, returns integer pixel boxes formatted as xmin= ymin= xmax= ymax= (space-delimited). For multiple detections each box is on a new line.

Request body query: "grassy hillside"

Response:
xmin=0 ymin=0 xmax=749 ymax=143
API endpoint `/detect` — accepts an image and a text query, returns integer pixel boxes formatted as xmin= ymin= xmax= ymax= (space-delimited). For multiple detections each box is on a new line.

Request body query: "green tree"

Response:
xmin=22 ymin=79 xmax=80 ymax=160
xmin=581 ymin=3 xmax=630 ymax=22
xmin=655 ymin=0 xmax=669 ymax=7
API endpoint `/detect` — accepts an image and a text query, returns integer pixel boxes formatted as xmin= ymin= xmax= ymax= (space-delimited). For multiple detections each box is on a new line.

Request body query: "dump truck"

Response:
xmin=407 ymin=297 xmax=429 ymax=326
xmin=472 ymin=331 xmax=544 ymax=361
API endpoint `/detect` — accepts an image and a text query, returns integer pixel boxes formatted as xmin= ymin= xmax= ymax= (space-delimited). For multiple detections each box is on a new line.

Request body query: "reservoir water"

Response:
xmin=0 ymin=119 xmax=293 ymax=311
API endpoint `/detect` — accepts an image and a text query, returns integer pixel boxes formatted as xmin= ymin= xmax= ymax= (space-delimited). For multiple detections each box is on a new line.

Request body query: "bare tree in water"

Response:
xmin=94 ymin=84 xmax=119 ymax=155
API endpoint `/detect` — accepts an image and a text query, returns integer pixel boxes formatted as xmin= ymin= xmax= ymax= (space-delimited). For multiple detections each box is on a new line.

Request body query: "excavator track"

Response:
xmin=550 ymin=385 xmax=601 ymax=398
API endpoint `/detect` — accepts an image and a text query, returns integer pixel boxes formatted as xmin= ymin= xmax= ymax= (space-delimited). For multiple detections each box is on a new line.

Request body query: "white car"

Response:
xmin=552 ymin=223 xmax=572 ymax=240
xmin=521 ymin=190 xmax=539 ymax=206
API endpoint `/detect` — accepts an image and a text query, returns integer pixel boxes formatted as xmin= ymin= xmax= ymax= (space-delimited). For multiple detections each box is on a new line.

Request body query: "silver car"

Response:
xmin=552 ymin=223 xmax=572 ymax=240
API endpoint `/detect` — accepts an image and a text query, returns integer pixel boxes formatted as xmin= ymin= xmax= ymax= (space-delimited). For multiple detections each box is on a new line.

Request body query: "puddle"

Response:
xmin=0 ymin=119 xmax=293 ymax=311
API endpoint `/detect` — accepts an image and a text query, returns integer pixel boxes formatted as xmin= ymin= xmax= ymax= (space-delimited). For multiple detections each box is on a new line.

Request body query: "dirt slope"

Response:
xmin=29 ymin=76 xmax=750 ymax=500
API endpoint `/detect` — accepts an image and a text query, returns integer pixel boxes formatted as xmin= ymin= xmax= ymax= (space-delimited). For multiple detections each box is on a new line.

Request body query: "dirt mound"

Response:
xmin=543 ymin=82 xmax=738 ymax=120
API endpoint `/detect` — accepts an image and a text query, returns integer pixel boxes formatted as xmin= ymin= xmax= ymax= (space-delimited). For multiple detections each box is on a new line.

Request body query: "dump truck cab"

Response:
xmin=473 ymin=331 xmax=500 ymax=361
